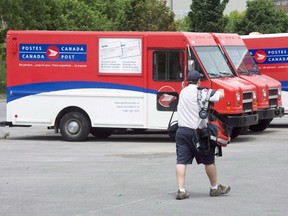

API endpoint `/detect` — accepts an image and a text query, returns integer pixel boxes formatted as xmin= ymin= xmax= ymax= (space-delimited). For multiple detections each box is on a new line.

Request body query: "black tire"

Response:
xmin=90 ymin=128 xmax=114 ymax=138
xmin=249 ymin=119 xmax=272 ymax=132
xmin=231 ymin=126 xmax=249 ymax=139
xmin=59 ymin=112 xmax=90 ymax=141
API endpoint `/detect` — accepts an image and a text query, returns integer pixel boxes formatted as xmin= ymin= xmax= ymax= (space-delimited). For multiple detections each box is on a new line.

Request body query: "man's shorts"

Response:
xmin=176 ymin=127 xmax=216 ymax=165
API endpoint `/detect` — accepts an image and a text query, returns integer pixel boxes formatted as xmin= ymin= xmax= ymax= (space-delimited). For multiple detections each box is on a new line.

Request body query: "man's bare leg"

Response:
xmin=176 ymin=164 xmax=187 ymax=189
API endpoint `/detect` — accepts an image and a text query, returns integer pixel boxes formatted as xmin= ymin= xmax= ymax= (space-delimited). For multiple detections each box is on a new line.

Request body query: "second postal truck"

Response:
xmin=4 ymin=31 xmax=258 ymax=141
xmin=212 ymin=33 xmax=284 ymax=132
xmin=242 ymin=33 xmax=288 ymax=114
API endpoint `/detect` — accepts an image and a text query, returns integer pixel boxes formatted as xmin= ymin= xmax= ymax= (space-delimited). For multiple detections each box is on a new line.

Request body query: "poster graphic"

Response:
xmin=99 ymin=38 xmax=142 ymax=73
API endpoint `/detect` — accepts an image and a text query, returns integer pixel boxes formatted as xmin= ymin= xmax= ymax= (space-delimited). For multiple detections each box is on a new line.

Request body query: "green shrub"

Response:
xmin=0 ymin=43 xmax=6 ymax=95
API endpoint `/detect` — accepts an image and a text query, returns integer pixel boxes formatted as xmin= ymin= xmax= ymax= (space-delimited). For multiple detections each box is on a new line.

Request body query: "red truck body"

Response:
xmin=4 ymin=31 xmax=258 ymax=141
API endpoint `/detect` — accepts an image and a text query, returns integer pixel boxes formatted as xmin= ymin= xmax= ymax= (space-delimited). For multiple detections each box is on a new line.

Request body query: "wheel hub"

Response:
xmin=67 ymin=121 xmax=80 ymax=134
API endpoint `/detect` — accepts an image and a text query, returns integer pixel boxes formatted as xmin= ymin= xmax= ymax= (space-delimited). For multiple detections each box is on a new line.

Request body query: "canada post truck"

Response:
xmin=212 ymin=33 xmax=284 ymax=132
xmin=242 ymin=33 xmax=288 ymax=114
xmin=3 ymin=31 xmax=258 ymax=141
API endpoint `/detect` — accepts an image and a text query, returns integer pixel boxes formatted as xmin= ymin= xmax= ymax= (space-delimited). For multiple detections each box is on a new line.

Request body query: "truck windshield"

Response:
xmin=194 ymin=46 xmax=234 ymax=78
xmin=224 ymin=45 xmax=261 ymax=75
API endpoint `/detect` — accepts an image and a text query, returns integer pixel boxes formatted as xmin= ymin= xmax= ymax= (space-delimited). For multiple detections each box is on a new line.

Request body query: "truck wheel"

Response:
xmin=231 ymin=126 xmax=248 ymax=139
xmin=90 ymin=128 xmax=114 ymax=138
xmin=249 ymin=119 xmax=272 ymax=132
xmin=60 ymin=112 xmax=90 ymax=141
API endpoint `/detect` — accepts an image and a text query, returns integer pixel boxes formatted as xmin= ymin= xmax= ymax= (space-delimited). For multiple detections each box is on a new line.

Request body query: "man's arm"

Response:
xmin=209 ymin=89 xmax=224 ymax=102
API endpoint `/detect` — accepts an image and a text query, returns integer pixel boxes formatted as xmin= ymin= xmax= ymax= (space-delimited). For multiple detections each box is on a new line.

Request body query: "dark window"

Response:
xmin=153 ymin=50 xmax=184 ymax=82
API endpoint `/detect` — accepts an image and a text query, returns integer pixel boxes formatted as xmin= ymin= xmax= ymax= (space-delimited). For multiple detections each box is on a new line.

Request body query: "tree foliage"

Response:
xmin=56 ymin=0 xmax=113 ymax=31
xmin=0 ymin=43 xmax=5 ymax=93
xmin=224 ymin=11 xmax=245 ymax=33
xmin=116 ymin=0 xmax=176 ymax=31
xmin=0 ymin=0 xmax=177 ymax=93
xmin=230 ymin=0 xmax=288 ymax=34
xmin=0 ymin=0 xmax=114 ymax=34
xmin=79 ymin=0 xmax=126 ymax=21
xmin=175 ymin=16 xmax=191 ymax=32
xmin=188 ymin=0 xmax=229 ymax=32
xmin=0 ymin=0 xmax=176 ymax=41
xmin=0 ymin=0 xmax=61 ymax=30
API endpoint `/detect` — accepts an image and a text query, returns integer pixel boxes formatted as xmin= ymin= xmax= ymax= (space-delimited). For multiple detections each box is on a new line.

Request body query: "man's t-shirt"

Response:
xmin=177 ymin=84 xmax=220 ymax=129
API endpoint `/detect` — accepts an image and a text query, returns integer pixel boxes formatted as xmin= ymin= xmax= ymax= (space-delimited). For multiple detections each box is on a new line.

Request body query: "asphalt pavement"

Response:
xmin=1 ymin=100 xmax=288 ymax=216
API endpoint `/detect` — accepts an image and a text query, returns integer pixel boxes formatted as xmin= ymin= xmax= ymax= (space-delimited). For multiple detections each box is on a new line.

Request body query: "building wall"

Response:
xmin=274 ymin=0 xmax=288 ymax=11
xmin=167 ymin=0 xmax=247 ymax=19
xmin=167 ymin=0 xmax=288 ymax=19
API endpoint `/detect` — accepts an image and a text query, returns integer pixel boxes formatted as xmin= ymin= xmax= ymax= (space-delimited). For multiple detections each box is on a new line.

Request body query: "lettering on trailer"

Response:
xmin=19 ymin=44 xmax=87 ymax=62
xmin=249 ymin=48 xmax=288 ymax=64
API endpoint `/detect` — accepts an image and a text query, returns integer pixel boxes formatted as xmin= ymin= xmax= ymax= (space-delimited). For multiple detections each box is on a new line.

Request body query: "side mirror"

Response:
xmin=188 ymin=60 xmax=195 ymax=71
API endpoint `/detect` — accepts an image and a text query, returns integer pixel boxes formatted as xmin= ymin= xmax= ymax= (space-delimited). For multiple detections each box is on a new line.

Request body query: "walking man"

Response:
xmin=175 ymin=70 xmax=230 ymax=200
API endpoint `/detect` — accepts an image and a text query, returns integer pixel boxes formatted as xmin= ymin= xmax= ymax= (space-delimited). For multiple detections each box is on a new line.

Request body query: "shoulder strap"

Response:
xmin=197 ymin=89 xmax=213 ymax=110
xmin=168 ymin=99 xmax=178 ymax=129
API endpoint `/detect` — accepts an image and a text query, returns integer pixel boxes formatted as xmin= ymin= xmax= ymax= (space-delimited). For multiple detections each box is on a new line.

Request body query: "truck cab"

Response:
xmin=182 ymin=33 xmax=258 ymax=138
xmin=212 ymin=33 xmax=284 ymax=132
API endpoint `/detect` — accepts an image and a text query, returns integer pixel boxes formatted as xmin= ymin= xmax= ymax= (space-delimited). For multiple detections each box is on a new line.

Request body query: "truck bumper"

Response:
xmin=257 ymin=107 xmax=285 ymax=120
xmin=225 ymin=113 xmax=259 ymax=127
xmin=0 ymin=121 xmax=31 ymax=127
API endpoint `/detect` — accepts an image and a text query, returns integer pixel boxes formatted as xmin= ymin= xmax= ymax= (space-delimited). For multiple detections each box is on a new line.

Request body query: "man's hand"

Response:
xmin=218 ymin=89 xmax=225 ymax=99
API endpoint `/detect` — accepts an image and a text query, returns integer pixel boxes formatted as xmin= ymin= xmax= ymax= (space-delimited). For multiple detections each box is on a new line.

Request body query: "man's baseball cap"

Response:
xmin=187 ymin=70 xmax=203 ymax=81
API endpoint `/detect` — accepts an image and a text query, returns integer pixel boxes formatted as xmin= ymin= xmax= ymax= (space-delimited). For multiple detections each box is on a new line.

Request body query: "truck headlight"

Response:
xmin=236 ymin=92 xmax=240 ymax=106
xmin=278 ymin=87 xmax=282 ymax=97
xmin=252 ymin=91 xmax=258 ymax=104
xmin=262 ymin=88 xmax=267 ymax=100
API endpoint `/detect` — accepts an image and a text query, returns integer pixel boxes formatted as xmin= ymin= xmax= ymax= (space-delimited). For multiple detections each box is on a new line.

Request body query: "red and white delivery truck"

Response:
xmin=242 ymin=33 xmax=288 ymax=114
xmin=212 ymin=33 xmax=284 ymax=132
xmin=3 ymin=31 xmax=258 ymax=141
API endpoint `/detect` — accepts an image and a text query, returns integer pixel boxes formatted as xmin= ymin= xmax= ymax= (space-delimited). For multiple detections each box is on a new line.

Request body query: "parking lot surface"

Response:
xmin=1 ymin=100 xmax=288 ymax=216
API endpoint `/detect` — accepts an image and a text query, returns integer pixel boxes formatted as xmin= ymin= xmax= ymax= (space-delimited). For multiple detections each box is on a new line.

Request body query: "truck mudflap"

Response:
xmin=257 ymin=107 xmax=285 ymax=120
xmin=224 ymin=113 xmax=259 ymax=127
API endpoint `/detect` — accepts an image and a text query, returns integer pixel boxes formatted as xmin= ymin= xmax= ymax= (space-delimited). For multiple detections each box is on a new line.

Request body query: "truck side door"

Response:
xmin=146 ymin=49 xmax=185 ymax=128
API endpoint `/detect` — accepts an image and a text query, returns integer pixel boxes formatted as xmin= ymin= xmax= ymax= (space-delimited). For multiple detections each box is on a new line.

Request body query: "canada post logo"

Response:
xmin=19 ymin=44 xmax=87 ymax=62
xmin=249 ymin=48 xmax=288 ymax=64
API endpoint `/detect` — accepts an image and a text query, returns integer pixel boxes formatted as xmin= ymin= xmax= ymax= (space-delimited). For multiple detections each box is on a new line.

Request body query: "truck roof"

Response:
xmin=212 ymin=33 xmax=244 ymax=46
xmin=241 ymin=33 xmax=288 ymax=39
xmin=7 ymin=30 xmax=218 ymax=46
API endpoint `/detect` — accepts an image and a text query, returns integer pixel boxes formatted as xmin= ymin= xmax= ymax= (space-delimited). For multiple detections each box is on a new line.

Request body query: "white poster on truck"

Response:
xmin=99 ymin=38 xmax=142 ymax=74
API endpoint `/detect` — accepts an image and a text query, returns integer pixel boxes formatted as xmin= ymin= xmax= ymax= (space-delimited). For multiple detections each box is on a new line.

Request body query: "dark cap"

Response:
xmin=187 ymin=70 xmax=203 ymax=81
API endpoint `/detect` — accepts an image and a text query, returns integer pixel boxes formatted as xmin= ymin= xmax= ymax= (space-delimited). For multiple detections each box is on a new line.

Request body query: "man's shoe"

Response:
xmin=176 ymin=189 xmax=189 ymax=200
xmin=210 ymin=184 xmax=231 ymax=197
